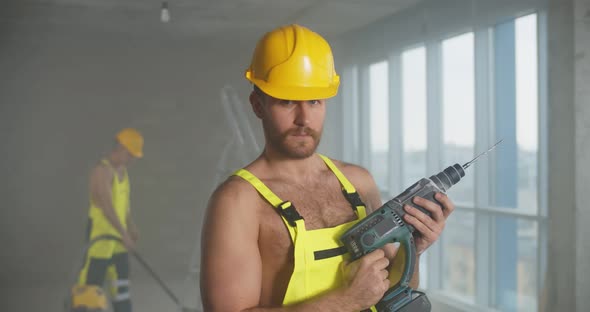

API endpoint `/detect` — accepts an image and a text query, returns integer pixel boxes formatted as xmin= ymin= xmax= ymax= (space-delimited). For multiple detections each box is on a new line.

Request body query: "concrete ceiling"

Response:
xmin=2 ymin=0 xmax=423 ymax=39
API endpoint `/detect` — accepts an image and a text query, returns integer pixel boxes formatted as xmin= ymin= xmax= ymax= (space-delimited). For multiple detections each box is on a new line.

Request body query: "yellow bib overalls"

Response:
xmin=234 ymin=154 xmax=371 ymax=306
xmin=78 ymin=159 xmax=132 ymax=310
xmin=85 ymin=159 xmax=130 ymax=257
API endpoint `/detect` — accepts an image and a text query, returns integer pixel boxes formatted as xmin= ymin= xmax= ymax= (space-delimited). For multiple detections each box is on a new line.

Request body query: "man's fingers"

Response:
xmin=364 ymin=248 xmax=385 ymax=262
xmin=382 ymin=277 xmax=392 ymax=291
xmin=381 ymin=242 xmax=400 ymax=260
xmin=404 ymin=204 xmax=440 ymax=232
xmin=435 ymin=192 xmax=455 ymax=218
xmin=412 ymin=196 xmax=444 ymax=221
xmin=403 ymin=213 xmax=436 ymax=241
xmin=379 ymin=269 xmax=389 ymax=281
xmin=374 ymin=256 xmax=390 ymax=270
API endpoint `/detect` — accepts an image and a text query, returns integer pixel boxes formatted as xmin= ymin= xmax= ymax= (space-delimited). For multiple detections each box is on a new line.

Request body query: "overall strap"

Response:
xmin=101 ymin=159 xmax=128 ymax=181
xmin=318 ymin=154 xmax=367 ymax=218
xmin=233 ymin=169 xmax=303 ymax=239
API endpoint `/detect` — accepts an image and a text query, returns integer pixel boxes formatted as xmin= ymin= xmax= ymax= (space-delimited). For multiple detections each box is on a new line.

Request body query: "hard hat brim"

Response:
xmin=129 ymin=150 xmax=143 ymax=158
xmin=247 ymin=76 xmax=340 ymax=101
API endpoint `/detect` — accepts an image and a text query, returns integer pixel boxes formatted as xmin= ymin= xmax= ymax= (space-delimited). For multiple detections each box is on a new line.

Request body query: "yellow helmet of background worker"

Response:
xmin=245 ymin=24 xmax=340 ymax=101
xmin=116 ymin=128 xmax=144 ymax=158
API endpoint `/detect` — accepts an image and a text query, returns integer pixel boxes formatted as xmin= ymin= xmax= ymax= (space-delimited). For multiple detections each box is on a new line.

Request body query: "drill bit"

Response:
xmin=462 ymin=139 xmax=504 ymax=169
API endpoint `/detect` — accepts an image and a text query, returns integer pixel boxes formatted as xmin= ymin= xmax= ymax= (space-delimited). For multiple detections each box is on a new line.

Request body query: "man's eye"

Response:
xmin=310 ymin=100 xmax=320 ymax=105
xmin=280 ymin=100 xmax=294 ymax=105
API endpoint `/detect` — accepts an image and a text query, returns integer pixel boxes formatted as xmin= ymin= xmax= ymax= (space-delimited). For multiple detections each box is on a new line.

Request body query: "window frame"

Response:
xmin=338 ymin=6 xmax=548 ymax=311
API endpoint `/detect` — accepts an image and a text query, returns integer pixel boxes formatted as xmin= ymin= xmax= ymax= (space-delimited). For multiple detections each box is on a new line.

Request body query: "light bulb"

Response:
xmin=160 ymin=1 xmax=170 ymax=23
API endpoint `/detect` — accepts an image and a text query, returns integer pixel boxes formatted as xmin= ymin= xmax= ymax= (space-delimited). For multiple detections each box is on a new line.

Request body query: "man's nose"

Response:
xmin=294 ymin=102 xmax=311 ymax=126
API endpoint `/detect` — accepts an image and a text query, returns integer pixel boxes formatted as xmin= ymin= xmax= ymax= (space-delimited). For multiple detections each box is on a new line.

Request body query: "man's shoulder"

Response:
xmin=209 ymin=175 xmax=261 ymax=209
xmin=322 ymin=156 xmax=377 ymax=197
xmin=324 ymin=157 xmax=373 ymax=180
xmin=215 ymin=174 xmax=255 ymax=193
xmin=322 ymin=156 xmax=381 ymax=210
xmin=90 ymin=161 xmax=113 ymax=180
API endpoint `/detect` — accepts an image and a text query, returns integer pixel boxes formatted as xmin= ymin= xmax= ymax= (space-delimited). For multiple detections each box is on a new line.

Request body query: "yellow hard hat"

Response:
xmin=245 ymin=24 xmax=340 ymax=101
xmin=116 ymin=128 xmax=144 ymax=158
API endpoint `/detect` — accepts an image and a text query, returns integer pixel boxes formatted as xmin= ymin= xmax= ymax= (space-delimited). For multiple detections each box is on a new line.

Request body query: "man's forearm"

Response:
xmin=127 ymin=216 xmax=137 ymax=233
xmin=216 ymin=287 xmax=361 ymax=312
xmin=244 ymin=289 xmax=362 ymax=312
xmin=100 ymin=204 xmax=129 ymax=237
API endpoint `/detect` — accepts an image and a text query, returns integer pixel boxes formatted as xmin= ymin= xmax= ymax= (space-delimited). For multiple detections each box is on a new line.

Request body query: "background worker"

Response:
xmin=200 ymin=24 xmax=455 ymax=311
xmin=78 ymin=128 xmax=144 ymax=312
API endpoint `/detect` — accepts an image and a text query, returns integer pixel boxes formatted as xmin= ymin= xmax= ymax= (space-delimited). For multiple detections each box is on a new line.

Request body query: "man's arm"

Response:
xmin=127 ymin=211 xmax=139 ymax=243
xmin=90 ymin=165 xmax=134 ymax=249
xmin=200 ymin=178 xmax=391 ymax=312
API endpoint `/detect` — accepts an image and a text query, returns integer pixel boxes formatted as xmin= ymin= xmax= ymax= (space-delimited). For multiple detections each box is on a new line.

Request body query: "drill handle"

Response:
xmin=376 ymin=233 xmax=417 ymax=311
xmin=393 ymin=232 xmax=417 ymax=291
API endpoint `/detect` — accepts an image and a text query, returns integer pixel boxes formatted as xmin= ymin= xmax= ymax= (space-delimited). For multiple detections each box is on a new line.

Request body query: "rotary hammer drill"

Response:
xmin=340 ymin=141 xmax=502 ymax=312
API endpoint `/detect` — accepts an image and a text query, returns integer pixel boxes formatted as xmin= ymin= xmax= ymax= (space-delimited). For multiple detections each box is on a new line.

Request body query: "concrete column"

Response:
xmin=574 ymin=0 xmax=590 ymax=310
xmin=545 ymin=0 xmax=577 ymax=311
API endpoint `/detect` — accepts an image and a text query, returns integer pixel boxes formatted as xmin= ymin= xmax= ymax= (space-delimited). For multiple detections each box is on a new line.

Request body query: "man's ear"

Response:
xmin=249 ymin=91 xmax=264 ymax=119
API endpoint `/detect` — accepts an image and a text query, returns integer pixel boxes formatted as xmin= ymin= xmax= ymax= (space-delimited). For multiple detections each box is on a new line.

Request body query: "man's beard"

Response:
xmin=267 ymin=126 xmax=322 ymax=159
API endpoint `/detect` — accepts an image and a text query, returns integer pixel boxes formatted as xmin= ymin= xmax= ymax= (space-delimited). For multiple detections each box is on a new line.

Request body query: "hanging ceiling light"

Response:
xmin=160 ymin=1 xmax=170 ymax=23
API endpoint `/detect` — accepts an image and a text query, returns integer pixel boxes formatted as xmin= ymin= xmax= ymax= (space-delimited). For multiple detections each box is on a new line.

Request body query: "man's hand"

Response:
xmin=128 ymin=225 xmax=140 ymax=243
xmin=122 ymin=234 xmax=136 ymax=251
xmin=341 ymin=247 xmax=399 ymax=310
xmin=403 ymin=192 xmax=455 ymax=255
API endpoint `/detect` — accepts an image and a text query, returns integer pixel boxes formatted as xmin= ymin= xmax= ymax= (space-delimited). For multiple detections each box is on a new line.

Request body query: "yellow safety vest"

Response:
xmin=88 ymin=159 xmax=129 ymax=240
xmin=79 ymin=159 xmax=131 ymax=283
xmin=234 ymin=154 xmax=370 ymax=306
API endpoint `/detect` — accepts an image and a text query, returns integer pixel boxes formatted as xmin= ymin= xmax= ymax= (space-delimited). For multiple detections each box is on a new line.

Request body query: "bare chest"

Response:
xmin=257 ymin=177 xmax=357 ymax=256
xmin=270 ymin=179 xmax=357 ymax=230
xmin=255 ymin=177 xmax=358 ymax=304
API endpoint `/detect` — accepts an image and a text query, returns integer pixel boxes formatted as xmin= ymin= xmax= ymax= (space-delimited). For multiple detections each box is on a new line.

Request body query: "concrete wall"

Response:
xmin=0 ymin=16 xmax=257 ymax=311
xmin=545 ymin=0 xmax=576 ymax=310
xmin=574 ymin=0 xmax=590 ymax=309
xmin=544 ymin=0 xmax=590 ymax=310
xmin=0 ymin=6 xmax=345 ymax=310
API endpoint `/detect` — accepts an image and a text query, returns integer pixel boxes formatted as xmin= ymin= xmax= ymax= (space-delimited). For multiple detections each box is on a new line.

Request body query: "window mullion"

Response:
xmin=342 ymin=65 xmax=360 ymax=164
xmin=359 ymin=65 xmax=372 ymax=169
xmin=425 ymin=40 xmax=443 ymax=291
xmin=388 ymin=52 xmax=402 ymax=198
xmin=536 ymin=9 xmax=549 ymax=298
xmin=474 ymin=26 xmax=493 ymax=307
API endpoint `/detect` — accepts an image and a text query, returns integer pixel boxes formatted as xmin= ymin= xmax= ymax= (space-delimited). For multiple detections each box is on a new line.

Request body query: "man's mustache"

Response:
xmin=284 ymin=127 xmax=319 ymax=139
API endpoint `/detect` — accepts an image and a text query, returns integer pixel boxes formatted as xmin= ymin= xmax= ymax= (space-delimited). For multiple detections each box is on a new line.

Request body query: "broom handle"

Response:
xmin=88 ymin=235 xmax=180 ymax=305
xmin=130 ymin=250 xmax=180 ymax=305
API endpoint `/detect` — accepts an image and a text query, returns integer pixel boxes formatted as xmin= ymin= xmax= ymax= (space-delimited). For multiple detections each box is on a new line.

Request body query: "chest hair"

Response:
xmin=265 ymin=173 xmax=358 ymax=230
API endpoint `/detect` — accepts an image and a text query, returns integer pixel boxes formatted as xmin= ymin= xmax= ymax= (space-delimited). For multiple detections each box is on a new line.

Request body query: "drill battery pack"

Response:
xmin=375 ymin=290 xmax=431 ymax=312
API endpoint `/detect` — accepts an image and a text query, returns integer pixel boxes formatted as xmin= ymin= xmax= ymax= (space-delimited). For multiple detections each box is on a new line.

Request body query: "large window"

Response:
xmin=401 ymin=47 xmax=429 ymax=288
xmin=513 ymin=14 xmax=540 ymax=310
xmin=440 ymin=31 xmax=477 ymax=301
xmin=515 ymin=13 xmax=539 ymax=214
xmin=492 ymin=13 xmax=541 ymax=312
xmin=369 ymin=61 xmax=390 ymax=191
xmin=442 ymin=32 xmax=476 ymax=206
xmin=344 ymin=11 xmax=545 ymax=312
xmin=401 ymin=47 xmax=427 ymax=188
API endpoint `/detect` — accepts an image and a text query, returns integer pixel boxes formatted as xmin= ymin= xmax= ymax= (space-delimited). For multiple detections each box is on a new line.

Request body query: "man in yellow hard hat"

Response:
xmin=77 ymin=128 xmax=143 ymax=312
xmin=200 ymin=25 xmax=456 ymax=311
